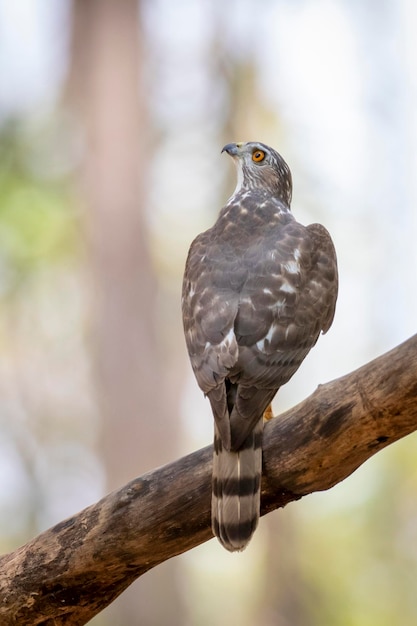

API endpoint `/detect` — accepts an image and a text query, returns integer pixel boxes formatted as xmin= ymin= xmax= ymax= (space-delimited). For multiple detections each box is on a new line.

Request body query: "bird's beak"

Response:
xmin=221 ymin=143 xmax=242 ymax=156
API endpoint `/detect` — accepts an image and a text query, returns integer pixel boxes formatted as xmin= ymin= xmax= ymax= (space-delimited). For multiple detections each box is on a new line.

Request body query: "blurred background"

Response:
xmin=0 ymin=0 xmax=417 ymax=624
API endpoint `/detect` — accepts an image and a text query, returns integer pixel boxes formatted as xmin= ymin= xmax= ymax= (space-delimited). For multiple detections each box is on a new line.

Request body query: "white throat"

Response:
xmin=232 ymin=163 xmax=244 ymax=196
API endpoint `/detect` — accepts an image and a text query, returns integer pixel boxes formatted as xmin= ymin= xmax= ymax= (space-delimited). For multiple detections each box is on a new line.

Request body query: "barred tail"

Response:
xmin=211 ymin=418 xmax=263 ymax=552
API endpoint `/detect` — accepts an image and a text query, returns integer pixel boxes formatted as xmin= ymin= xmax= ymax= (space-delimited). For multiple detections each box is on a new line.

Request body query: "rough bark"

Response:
xmin=1 ymin=334 xmax=417 ymax=625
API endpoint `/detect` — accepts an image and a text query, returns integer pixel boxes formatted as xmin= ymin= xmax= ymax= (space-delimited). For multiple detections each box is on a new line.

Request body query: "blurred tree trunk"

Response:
xmin=259 ymin=512 xmax=311 ymax=626
xmin=67 ymin=1 xmax=184 ymax=624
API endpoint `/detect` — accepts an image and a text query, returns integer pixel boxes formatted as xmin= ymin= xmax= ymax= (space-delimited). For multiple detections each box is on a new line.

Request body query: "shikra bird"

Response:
xmin=182 ymin=142 xmax=338 ymax=551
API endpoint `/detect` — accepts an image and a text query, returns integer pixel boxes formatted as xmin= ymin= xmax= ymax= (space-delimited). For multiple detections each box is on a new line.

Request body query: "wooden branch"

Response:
xmin=1 ymin=335 xmax=417 ymax=625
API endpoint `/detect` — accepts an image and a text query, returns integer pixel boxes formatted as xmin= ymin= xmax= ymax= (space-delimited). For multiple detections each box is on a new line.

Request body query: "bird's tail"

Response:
xmin=211 ymin=418 xmax=263 ymax=552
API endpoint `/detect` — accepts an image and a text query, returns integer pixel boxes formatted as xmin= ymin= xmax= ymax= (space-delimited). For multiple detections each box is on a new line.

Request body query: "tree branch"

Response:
xmin=1 ymin=335 xmax=417 ymax=625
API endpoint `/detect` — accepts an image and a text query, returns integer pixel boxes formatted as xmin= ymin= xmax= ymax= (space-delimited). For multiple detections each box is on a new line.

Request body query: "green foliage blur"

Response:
xmin=0 ymin=117 xmax=78 ymax=292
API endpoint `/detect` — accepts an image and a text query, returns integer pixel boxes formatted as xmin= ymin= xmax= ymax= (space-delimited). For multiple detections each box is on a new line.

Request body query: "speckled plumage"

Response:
xmin=182 ymin=142 xmax=338 ymax=551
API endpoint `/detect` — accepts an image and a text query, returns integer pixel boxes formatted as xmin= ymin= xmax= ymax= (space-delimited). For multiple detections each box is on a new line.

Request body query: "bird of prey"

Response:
xmin=182 ymin=142 xmax=338 ymax=552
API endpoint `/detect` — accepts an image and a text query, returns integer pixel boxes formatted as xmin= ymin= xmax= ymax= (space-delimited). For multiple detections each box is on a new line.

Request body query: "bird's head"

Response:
xmin=222 ymin=141 xmax=292 ymax=205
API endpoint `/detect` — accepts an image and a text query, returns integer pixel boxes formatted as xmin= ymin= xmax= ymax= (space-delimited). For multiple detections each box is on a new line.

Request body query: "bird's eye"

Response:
xmin=252 ymin=150 xmax=265 ymax=163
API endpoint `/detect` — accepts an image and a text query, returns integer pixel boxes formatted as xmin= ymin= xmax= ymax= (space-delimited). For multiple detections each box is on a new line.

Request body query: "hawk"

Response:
xmin=182 ymin=142 xmax=338 ymax=552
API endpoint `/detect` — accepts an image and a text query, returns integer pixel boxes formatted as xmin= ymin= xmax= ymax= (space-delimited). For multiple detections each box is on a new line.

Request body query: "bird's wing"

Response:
xmin=229 ymin=221 xmax=336 ymax=381
xmin=305 ymin=222 xmax=338 ymax=333
xmin=224 ymin=219 xmax=338 ymax=448
xmin=182 ymin=229 xmax=241 ymax=392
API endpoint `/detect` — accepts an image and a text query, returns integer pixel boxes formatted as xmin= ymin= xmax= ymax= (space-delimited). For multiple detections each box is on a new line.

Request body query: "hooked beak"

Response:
xmin=221 ymin=142 xmax=242 ymax=156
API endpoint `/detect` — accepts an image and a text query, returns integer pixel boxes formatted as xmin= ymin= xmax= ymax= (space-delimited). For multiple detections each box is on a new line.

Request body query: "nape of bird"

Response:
xmin=182 ymin=141 xmax=338 ymax=552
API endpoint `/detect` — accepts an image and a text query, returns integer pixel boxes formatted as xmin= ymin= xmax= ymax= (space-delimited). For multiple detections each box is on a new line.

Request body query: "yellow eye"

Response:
xmin=252 ymin=149 xmax=265 ymax=163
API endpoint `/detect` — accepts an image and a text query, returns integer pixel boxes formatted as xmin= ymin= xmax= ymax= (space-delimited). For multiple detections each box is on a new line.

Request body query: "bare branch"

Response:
xmin=1 ymin=335 xmax=417 ymax=625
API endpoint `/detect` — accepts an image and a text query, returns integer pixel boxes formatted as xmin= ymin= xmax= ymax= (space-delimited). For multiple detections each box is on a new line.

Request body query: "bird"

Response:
xmin=182 ymin=141 xmax=338 ymax=552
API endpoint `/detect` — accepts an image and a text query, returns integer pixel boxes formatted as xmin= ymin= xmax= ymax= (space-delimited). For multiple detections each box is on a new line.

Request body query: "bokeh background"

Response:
xmin=1 ymin=1 xmax=417 ymax=624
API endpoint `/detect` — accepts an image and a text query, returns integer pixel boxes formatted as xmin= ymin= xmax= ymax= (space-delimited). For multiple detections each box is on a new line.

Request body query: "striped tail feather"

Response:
xmin=211 ymin=418 xmax=263 ymax=552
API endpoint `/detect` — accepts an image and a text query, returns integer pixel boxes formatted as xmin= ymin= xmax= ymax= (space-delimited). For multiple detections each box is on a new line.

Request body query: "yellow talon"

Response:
xmin=263 ymin=404 xmax=274 ymax=421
